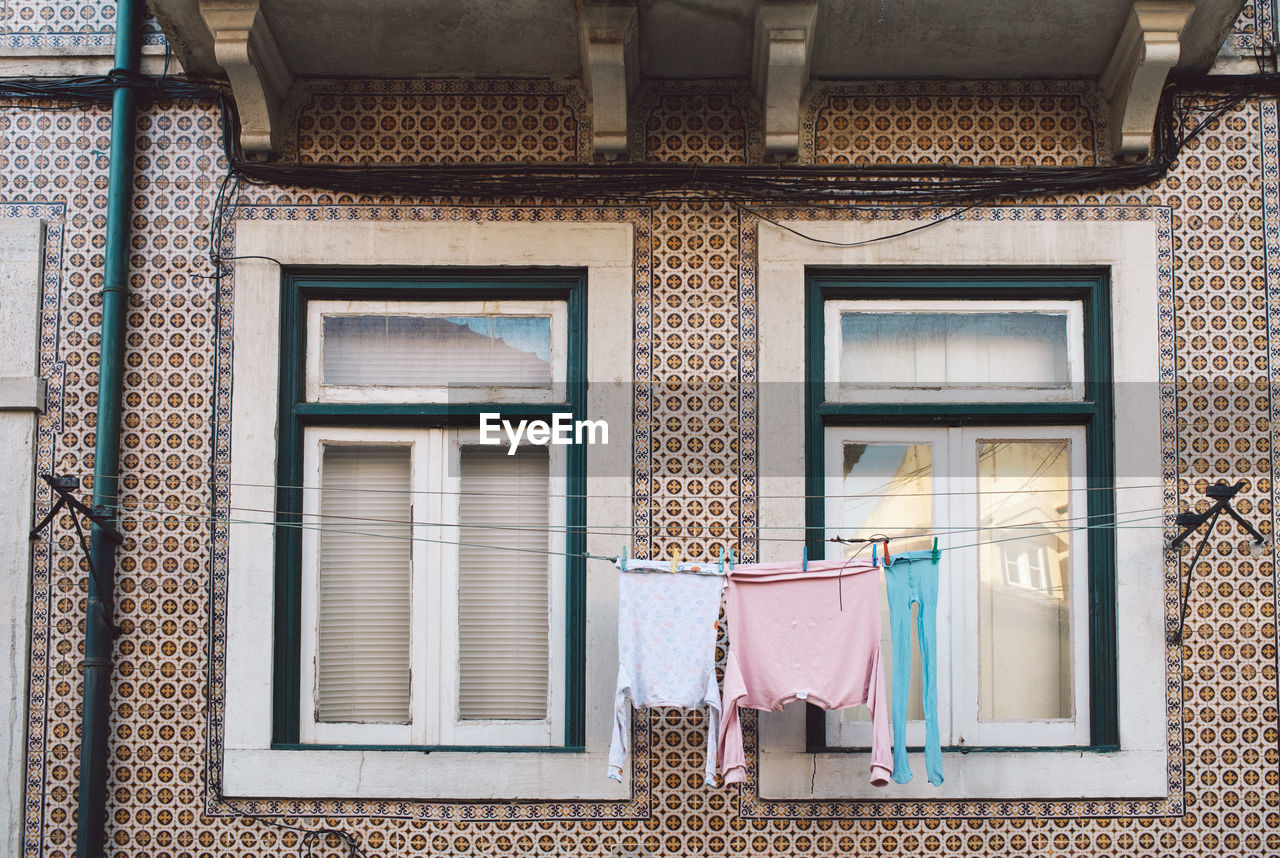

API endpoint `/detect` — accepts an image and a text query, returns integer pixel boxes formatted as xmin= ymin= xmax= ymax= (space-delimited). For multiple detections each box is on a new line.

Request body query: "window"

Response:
xmin=276 ymin=279 xmax=582 ymax=749
xmin=755 ymin=215 xmax=1167 ymax=802
xmin=224 ymin=218 xmax=633 ymax=801
xmin=812 ymin=281 xmax=1112 ymax=752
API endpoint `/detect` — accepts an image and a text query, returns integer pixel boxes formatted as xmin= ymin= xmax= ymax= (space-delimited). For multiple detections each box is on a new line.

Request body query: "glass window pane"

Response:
xmin=322 ymin=314 xmax=553 ymax=387
xmin=316 ymin=446 xmax=413 ymax=723
xmin=977 ymin=440 xmax=1074 ymax=722
xmin=840 ymin=311 xmax=1071 ymax=392
xmin=835 ymin=442 xmax=932 ymax=724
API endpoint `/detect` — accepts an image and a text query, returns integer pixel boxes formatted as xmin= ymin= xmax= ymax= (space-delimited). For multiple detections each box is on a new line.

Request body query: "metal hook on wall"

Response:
xmin=1166 ymin=480 xmax=1269 ymax=645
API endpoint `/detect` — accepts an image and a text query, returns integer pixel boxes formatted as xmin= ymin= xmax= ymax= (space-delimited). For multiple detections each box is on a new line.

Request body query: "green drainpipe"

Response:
xmin=77 ymin=1 xmax=141 ymax=856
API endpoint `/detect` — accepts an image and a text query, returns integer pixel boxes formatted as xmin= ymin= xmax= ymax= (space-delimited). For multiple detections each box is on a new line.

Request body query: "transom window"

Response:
xmin=807 ymin=271 xmax=1116 ymax=752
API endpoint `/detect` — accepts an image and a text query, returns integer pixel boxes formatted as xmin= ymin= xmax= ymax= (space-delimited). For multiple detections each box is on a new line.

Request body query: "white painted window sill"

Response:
xmin=759 ymin=748 xmax=1168 ymax=800
xmin=222 ymin=748 xmax=630 ymax=801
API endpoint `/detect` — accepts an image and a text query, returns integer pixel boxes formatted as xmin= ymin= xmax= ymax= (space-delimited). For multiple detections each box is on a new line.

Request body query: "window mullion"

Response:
xmin=410 ymin=429 xmax=435 ymax=746
xmin=947 ymin=427 xmax=977 ymax=747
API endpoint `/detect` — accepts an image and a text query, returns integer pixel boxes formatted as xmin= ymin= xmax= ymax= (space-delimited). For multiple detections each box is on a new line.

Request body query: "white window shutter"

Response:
xmin=457 ymin=446 xmax=551 ymax=720
xmin=316 ymin=446 xmax=414 ymax=723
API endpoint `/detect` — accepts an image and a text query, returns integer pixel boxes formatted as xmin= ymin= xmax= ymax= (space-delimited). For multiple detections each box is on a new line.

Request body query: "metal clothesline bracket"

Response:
xmin=30 ymin=474 xmax=125 ymax=638
xmin=1166 ymin=480 xmax=1269 ymax=645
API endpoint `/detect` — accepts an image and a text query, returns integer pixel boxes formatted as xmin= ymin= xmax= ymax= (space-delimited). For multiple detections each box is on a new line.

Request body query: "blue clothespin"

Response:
xmin=728 ymin=546 xmax=735 ymax=571
xmin=802 ymin=545 xmax=808 ymax=572
xmin=931 ymin=537 xmax=940 ymax=563
xmin=621 ymin=546 xmax=628 ymax=570
xmin=871 ymin=542 xmax=878 ymax=566
xmin=718 ymin=546 xmax=725 ymax=575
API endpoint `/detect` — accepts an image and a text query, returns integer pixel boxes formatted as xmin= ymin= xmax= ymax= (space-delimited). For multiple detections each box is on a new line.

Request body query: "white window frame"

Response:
xmin=298 ymin=426 xmax=567 ymax=748
xmin=822 ymin=425 xmax=954 ymax=752
xmin=439 ymin=429 xmax=567 ymax=747
xmin=757 ymin=215 xmax=1167 ymax=801
xmin=954 ymin=425 xmax=1090 ymax=748
xmin=823 ymin=298 xmax=1085 ymax=402
xmin=305 ymin=298 xmax=569 ymax=404
xmin=822 ymin=425 xmax=1090 ymax=750
xmin=225 ymin=218 xmax=633 ymax=801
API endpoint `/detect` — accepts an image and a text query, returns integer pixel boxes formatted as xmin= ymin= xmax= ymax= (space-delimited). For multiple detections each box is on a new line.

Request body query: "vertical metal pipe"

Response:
xmin=77 ymin=1 xmax=141 ymax=855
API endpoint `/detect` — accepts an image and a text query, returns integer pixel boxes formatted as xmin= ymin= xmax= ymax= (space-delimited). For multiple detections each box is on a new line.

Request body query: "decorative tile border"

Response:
xmin=204 ymin=203 xmax=655 ymax=822
xmin=727 ymin=204 xmax=1183 ymax=821
xmin=6 ymin=201 xmax=67 ymax=858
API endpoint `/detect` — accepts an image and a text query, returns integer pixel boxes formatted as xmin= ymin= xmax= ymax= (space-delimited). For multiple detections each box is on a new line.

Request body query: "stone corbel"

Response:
xmin=199 ymin=0 xmax=293 ymax=157
xmin=1100 ymin=0 xmax=1194 ymax=162
xmin=579 ymin=2 xmax=638 ymax=160
xmin=752 ymin=2 xmax=817 ymax=162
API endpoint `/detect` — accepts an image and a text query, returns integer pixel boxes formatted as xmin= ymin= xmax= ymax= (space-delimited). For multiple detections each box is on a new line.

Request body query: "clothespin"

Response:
xmin=621 ymin=546 xmax=628 ymax=571
xmin=882 ymin=538 xmax=891 ymax=566
xmin=802 ymin=545 xmax=808 ymax=572
xmin=931 ymin=537 xmax=940 ymax=563
xmin=670 ymin=545 xmax=681 ymax=574
xmin=871 ymin=542 xmax=878 ymax=566
xmin=728 ymin=546 xmax=735 ymax=571
xmin=718 ymin=546 xmax=725 ymax=576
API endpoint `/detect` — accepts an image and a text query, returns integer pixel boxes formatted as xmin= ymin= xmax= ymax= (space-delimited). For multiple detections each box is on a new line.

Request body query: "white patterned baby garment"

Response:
xmin=608 ymin=561 xmax=726 ymax=785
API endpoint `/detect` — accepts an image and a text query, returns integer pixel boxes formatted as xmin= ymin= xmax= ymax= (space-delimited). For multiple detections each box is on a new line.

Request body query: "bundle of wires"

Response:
xmin=1 ymin=67 xmax=1278 ymax=203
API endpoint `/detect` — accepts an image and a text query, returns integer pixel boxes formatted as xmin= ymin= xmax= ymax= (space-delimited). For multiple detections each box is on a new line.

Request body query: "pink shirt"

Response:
xmin=718 ymin=559 xmax=892 ymax=786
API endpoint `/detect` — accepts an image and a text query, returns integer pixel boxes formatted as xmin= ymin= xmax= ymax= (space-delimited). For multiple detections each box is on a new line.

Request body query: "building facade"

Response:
xmin=1 ymin=1 xmax=1278 ymax=856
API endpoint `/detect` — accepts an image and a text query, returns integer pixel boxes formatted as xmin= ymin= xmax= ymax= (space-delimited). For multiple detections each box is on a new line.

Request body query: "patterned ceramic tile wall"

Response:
xmin=9 ymin=53 xmax=1280 ymax=858
xmin=633 ymin=83 xmax=760 ymax=164
xmin=287 ymin=79 xmax=591 ymax=164
xmin=803 ymin=81 xmax=1103 ymax=166
xmin=1229 ymin=0 xmax=1276 ymax=50
xmin=0 ymin=0 xmax=163 ymax=48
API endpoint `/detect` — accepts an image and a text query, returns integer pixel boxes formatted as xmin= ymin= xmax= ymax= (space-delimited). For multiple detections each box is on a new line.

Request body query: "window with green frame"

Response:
xmin=272 ymin=272 xmax=587 ymax=750
xmin=804 ymin=270 xmax=1117 ymax=751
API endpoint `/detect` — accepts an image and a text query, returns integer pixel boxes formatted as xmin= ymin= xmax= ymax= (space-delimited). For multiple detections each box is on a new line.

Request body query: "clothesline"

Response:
xmin=109 ymin=499 xmax=1167 ymax=539
xmin=212 ymin=479 xmax=1172 ymax=502
xmin=101 ymin=509 xmax=1171 ymax=563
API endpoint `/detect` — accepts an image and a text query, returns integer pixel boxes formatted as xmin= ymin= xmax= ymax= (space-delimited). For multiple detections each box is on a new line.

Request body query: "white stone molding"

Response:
xmin=0 ymin=377 xmax=45 ymax=413
xmin=1100 ymin=0 xmax=1195 ymax=162
xmin=199 ymin=0 xmax=293 ymax=156
xmin=0 ymin=217 xmax=44 ymax=858
xmin=225 ymin=218 xmax=634 ymax=800
xmin=752 ymin=2 xmax=817 ymax=162
xmin=579 ymin=2 xmax=639 ymax=160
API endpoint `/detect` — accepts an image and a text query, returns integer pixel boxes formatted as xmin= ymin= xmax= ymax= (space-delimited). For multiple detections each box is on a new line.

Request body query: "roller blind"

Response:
xmin=457 ymin=446 xmax=550 ymax=720
xmin=316 ymin=445 xmax=413 ymax=723
xmin=322 ymin=314 xmax=553 ymax=388
xmin=839 ymin=310 xmax=1071 ymax=390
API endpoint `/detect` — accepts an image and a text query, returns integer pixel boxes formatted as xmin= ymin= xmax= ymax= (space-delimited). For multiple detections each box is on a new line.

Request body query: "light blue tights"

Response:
xmin=883 ymin=550 xmax=944 ymax=786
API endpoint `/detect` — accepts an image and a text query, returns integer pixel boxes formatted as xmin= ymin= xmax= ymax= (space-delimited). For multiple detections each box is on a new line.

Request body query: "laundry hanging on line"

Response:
xmin=609 ymin=558 xmax=726 ymax=785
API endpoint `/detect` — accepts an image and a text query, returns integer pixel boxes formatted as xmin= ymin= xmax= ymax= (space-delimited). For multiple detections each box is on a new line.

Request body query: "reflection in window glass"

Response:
xmin=977 ymin=440 xmax=1073 ymax=722
xmin=840 ymin=311 xmax=1070 ymax=391
xmin=836 ymin=442 xmax=931 ymax=723
xmin=322 ymin=315 xmax=552 ymax=387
